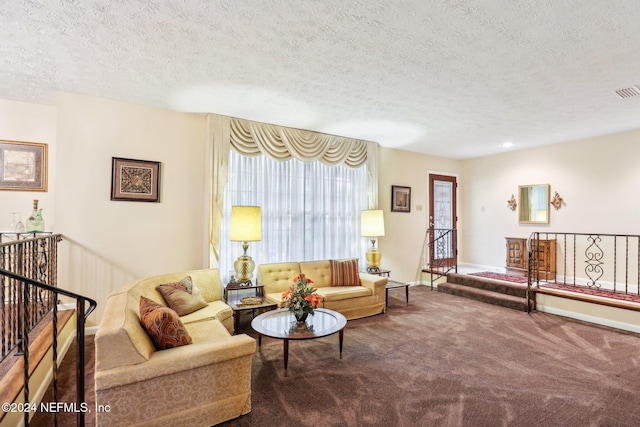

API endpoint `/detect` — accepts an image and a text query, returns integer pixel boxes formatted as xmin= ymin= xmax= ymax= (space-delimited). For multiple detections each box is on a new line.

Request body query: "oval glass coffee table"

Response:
xmin=251 ymin=308 xmax=347 ymax=375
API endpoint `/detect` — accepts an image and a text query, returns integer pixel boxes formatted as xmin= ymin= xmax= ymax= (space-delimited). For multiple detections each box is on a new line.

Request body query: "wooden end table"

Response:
xmin=363 ymin=268 xmax=390 ymax=277
xmin=225 ymin=284 xmax=276 ymax=334
xmin=251 ymin=308 xmax=347 ymax=375
xmin=227 ymin=298 xmax=277 ymax=334
xmin=224 ymin=283 xmax=263 ymax=302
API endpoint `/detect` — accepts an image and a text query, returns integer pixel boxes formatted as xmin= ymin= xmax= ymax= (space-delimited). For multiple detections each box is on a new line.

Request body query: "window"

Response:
xmin=219 ymin=150 xmax=368 ymax=283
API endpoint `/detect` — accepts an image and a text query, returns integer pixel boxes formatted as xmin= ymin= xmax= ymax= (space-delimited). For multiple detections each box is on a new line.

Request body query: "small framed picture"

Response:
xmin=111 ymin=157 xmax=161 ymax=202
xmin=391 ymin=185 xmax=411 ymax=212
xmin=0 ymin=140 xmax=48 ymax=191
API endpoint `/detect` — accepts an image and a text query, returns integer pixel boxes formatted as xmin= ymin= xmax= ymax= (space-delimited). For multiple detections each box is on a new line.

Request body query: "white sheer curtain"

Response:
xmin=218 ymin=150 xmax=369 ymax=284
xmin=207 ymin=114 xmax=379 ymax=268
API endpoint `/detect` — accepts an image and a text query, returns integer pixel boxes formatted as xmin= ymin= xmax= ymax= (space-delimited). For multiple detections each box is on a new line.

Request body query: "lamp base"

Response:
xmin=234 ymin=255 xmax=255 ymax=285
xmin=366 ymin=248 xmax=382 ymax=271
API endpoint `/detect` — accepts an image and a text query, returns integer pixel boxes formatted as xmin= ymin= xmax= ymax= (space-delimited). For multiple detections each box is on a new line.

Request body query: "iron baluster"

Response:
xmin=584 ymin=235 xmax=604 ymax=288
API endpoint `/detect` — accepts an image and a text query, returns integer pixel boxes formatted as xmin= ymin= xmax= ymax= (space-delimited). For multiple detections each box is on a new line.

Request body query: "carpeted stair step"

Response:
xmin=446 ymin=273 xmax=529 ymax=298
xmin=438 ymin=281 xmax=530 ymax=312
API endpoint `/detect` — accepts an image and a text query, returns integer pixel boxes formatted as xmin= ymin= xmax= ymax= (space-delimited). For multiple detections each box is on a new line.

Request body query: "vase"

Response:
xmin=295 ymin=312 xmax=308 ymax=323
xmin=291 ymin=312 xmax=310 ymax=333
xmin=26 ymin=200 xmax=44 ymax=232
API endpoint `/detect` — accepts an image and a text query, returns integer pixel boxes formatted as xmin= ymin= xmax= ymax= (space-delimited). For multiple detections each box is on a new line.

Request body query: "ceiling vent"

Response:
xmin=614 ymin=86 xmax=640 ymax=99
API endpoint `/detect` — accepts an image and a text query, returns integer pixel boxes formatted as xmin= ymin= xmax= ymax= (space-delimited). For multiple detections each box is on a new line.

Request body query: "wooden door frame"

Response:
xmin=428 ymin=173 xmax=458 ymax=230
xmin=428 ymin=173 xmax=458 ymax=266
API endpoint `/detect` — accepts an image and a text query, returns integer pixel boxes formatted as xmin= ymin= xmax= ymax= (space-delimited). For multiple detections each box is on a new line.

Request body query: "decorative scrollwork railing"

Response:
xmin=527 ymin=232 xmax=640 ymax=310
xmin=0 ymin=233 xmax=97 ymax=427
xmin=584 ymin=234 xmax=605 ymax=287
xmin=421 ymin=228 xmax=458 ymax=289
xmin=1 ymin=233 xmax=62 ymax=360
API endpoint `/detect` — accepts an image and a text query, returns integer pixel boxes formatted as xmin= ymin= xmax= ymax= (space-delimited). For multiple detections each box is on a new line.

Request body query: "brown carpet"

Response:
xmin=29 ymin=334 xmax=95 ymax=427
xmin=33 ymin=286 xmax=640 ymax=426
xmin=469 ymin=271 xmax=528 ymax=284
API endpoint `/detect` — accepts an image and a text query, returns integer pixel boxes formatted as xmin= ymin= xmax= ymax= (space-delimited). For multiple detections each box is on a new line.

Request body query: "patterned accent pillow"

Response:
xmin=329 ymin=258 xmax=360 ymax=287
xmin=156 ymin=276 xmax=208 ymax=316
xmin=139 ymin=296 xmax=193 ymax=350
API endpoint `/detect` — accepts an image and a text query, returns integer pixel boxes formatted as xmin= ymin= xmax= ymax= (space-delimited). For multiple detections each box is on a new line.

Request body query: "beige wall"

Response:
xmin=54 ymin=93 xmax=208 ymax=325
xmin=0 ymin=99 xmax=57 ymax=230
xmin=459 ymin=134 xmax=640 ymax=332
xmin=536 ymin=293 xmax=640 ymax=334
xmin=459 ymin=130 xmax=640 ymax=270
xmin=4 ymin=94 xmax=640 ymax=327
xmin=378 ymin=147 xmax=460 ymax=283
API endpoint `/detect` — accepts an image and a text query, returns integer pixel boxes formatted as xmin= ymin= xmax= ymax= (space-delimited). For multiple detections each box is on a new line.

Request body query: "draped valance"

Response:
xmin=207 ymin=114 xmax=379 ymax=267
xmin=230 ymin=117 xmax=369 ymax=168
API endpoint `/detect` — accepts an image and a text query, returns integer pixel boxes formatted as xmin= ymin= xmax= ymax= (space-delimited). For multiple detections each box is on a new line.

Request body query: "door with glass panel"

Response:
xmin=428 ymin=174 xmax=457 ymax=269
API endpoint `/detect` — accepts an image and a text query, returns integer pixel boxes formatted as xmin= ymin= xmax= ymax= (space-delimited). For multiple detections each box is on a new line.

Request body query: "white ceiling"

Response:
xmin=2 ymin=1 xmax=640 ymax=159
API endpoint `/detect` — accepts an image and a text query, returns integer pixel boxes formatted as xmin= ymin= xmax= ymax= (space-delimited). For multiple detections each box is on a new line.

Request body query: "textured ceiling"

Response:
xmin=2 ymin=1 xmax=640 ymax=159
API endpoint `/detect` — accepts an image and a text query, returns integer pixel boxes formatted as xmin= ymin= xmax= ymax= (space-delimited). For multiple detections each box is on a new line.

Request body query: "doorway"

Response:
xmin=428 ymin=174 xmax=458 ymax=268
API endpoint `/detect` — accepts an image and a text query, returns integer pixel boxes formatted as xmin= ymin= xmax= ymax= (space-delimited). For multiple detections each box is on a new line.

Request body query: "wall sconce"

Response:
xmin=551 ymin=192 xmax=563 ymax=210
xmin=230 ymin=206 xmax=261 ymax=285
xmin=361 ymin=209 xmax=385 ymax=273
xmin=507 ymin=194 xmax=517 ymax=211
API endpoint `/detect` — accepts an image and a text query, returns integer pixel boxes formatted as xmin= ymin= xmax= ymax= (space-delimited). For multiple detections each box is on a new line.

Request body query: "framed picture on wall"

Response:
xmin=0 ymin=140 xmax=48 ymax=191
xmin=111 ymin=157 xmax=161 ymax=202
xmin=391 ymin=185 xmax=411 ymax=212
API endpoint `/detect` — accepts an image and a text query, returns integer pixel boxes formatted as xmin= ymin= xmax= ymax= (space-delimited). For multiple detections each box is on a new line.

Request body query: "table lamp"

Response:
xmin=361 ymin=209 xmax=385 ymax=273
xmin=230 ymin=206 xmax=261 ymax=285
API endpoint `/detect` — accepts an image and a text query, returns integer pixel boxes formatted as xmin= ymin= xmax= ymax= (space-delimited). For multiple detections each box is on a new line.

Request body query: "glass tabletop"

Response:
xmin=251 ymin=308 xmax=346 ymax=340
xmin=386 ymin=280 xmax=409 ymax=289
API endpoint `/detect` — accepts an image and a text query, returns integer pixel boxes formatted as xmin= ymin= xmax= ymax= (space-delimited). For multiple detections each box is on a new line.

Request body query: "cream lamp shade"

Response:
xmin=230 ymin=206 xmax=261 ymax=284
xmin=361 ymin=210 xmax=385 ymax=237
xmin=361 ymin=210 xmax=385 ymax=272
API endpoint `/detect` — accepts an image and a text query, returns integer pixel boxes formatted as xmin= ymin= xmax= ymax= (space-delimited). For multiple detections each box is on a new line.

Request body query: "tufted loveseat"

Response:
xmin=258 ymin=259 xmax=387 ymax=320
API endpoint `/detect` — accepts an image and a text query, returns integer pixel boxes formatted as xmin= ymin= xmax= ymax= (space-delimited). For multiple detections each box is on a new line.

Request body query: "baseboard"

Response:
xmin=457 ymin=262 xmax=506 ymax=274
xmin=58 ymin=303 xmax=98 ymax=335
xmin=536 ymin=304 xmax=640 ymax=334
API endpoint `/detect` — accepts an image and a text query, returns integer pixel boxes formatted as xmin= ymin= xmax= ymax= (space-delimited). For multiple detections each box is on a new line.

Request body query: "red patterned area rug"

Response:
xmin=469 ymin=271 xmax=528 ymax=284
xmin=541 ymin=283 xmax=640 ymax=304
xmin=468 ymin=272 xmax=640 ymax=304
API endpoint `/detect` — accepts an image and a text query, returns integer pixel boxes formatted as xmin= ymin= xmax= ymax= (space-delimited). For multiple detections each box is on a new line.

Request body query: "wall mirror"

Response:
xmin=518 ymin=184 xmax=550 ymax=224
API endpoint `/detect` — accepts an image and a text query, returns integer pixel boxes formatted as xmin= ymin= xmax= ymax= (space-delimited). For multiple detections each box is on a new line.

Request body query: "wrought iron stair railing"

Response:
xmin=421 ymin=228 xmax=458 ymax=289
xmin=1 ymin=233 xmax=62 ymax=361
xmin=1 ymin=233 xmax=97 ymax=426
xmin=527 ymin=231 xmax=640 ymax=313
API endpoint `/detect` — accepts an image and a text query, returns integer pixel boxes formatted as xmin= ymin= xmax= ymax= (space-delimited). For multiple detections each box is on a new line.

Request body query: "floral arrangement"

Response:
xmin=282 ymin=274 xmax=322 ymax=321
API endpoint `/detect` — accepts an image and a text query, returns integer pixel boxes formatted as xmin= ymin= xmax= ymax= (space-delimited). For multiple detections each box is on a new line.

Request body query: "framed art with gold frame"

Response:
xmin=0 ymin=140 xmax=48 ymax=191
xmin=518 ymin=184 xmax=549 ymax=224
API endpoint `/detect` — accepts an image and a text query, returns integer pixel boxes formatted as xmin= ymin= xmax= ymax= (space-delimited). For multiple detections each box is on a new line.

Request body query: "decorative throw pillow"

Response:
xmin=156 ymin=276 xmax=208 ymax=316
xmin=329 ymin=258 xmax=360 ymax=287
xmin=139 ymin=296 xmax=192 ymax=350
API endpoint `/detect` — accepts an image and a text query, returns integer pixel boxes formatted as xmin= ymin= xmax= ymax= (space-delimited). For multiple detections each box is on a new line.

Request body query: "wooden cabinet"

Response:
xmin=506 ymin=238 xmax=526 ymax=271
xmin=505 ymin=237 xmax=556 ymax=281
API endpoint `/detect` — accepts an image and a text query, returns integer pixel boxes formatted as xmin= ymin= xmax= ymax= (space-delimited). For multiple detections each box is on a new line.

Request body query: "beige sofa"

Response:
xmin=258 ymin=260 xmax=387 ymax=320
xmin=94 ymin=268 xmax=256 ymax=427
